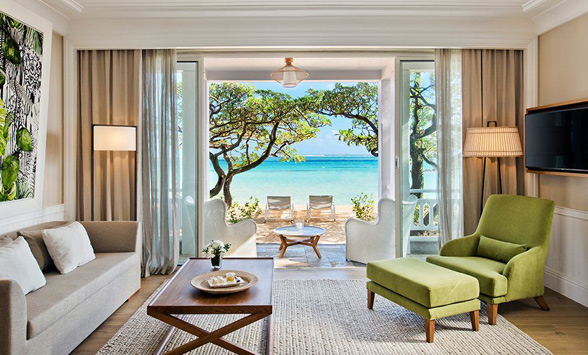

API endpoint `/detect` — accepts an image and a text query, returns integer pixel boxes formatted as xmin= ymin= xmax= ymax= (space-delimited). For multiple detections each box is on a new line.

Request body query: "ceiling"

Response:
xmin=42 ymin=0 xmax=566 ymax=18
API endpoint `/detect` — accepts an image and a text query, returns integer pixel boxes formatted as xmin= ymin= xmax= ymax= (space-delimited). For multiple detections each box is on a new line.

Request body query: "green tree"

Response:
xmin=409 ymin=72 xmax=437 ymax=198
xmin=209 ymin=83 xmax=329 ymax=205
xmin=302 ymin=83 xmax=379 ymax=156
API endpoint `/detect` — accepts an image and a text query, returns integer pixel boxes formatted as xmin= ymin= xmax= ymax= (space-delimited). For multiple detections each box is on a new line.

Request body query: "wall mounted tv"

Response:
xmin=526 ymin=104 xmax=588 ymax=175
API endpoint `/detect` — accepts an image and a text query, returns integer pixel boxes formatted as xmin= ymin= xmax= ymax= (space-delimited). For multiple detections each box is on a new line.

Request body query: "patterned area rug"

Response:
xmin=99 ymin=280 xmax=551 ymax=354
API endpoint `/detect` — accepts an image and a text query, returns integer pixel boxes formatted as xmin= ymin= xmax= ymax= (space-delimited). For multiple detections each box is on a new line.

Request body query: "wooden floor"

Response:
xmin=72 ymin=268 xmax=588 ymax=355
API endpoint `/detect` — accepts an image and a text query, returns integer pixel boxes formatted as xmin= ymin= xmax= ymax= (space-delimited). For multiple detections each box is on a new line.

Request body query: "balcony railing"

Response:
xmin=409 ymin=189 xmax=439 ymax=232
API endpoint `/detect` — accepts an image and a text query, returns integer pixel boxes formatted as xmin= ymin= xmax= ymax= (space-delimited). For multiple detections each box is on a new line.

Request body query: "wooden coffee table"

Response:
xmin=273 ymin=225 xmax=325 ymax=259
xmin=147 ymin=258 xmax=274 ymax=355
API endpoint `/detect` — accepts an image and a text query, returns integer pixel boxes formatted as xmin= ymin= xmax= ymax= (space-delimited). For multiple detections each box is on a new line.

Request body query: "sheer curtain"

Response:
xmin=435 ymin=49 xmax=464 ymax=246
xmin=141 ymin=49 xmax=180 ymax=276
xmin=77 ymin=50 xmax=141 ymax=221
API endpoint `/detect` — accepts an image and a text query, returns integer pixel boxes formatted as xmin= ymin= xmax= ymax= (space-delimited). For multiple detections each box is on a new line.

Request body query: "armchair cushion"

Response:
xmin=476 ymin=236 xmax=527 ymax=263
xmin=426 ymin=256 xmax=508 ymax=297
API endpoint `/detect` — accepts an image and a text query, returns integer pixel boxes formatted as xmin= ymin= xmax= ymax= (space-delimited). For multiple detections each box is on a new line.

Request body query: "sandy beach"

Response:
xmin=254 ymin=204 xmax=356 ymax=244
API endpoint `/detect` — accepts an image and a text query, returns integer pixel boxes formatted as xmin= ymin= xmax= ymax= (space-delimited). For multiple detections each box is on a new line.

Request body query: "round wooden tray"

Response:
xmin=190 ymin=270 xmax=259 ymax=294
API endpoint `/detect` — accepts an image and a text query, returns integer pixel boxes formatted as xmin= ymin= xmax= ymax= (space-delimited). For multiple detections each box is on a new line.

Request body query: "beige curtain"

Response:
xmin=141 ymin=49 xmax=179 ymax=276
xmin=435 ymin=49 xmax=464 ymax=245
xmin=77 ymin=50 xmax=141 ymax=221
xmin=462 ymin=49 xmax=525 ymax=234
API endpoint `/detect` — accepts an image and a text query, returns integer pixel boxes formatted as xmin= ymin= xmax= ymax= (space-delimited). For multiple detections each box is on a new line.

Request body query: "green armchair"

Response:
xmin=426 ymin=194 xmax=555 ymax=324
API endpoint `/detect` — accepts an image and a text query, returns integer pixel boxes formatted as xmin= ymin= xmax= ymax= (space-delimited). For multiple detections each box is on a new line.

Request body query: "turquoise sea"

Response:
xmin=208 ymin=155 xmax=437 ymax=205
xmin=209 ymin=156 xmax=378 ymax=205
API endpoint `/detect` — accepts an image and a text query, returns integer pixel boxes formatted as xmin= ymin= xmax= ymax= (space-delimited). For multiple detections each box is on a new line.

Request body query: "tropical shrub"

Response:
xmin=227 ymin=197 xmax=262 ymax=224
xmin=351 ymin=193 xmax=375 ymax=221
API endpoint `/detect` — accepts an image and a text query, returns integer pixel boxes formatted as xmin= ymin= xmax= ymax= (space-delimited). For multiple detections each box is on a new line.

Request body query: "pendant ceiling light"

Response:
xmin=270 ymin=57 xmax=309 ymax=88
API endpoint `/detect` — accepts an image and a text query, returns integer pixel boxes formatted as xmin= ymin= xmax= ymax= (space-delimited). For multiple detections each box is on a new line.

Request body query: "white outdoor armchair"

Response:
xmin=306 ymin=195 xmax=336 ymax=221
xmin=265 ymin=196 xmax=294 ymax=222
xmin=345 ymin=196 xmax=417 ymax=264
xmin=204 ymin=199 xmax=257 ymax=257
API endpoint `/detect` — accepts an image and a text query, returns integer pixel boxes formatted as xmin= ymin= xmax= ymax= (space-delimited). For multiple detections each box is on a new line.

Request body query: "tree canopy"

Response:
xmin=302 ymin=82 xmax=379 ymax=156
xmin=209 ymin=83 xmax=329 ymax=205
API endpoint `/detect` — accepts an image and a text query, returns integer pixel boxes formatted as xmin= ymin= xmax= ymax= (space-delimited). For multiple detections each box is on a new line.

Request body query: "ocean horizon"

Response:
xmin=208 ymin=155 xmax=436 ymax=206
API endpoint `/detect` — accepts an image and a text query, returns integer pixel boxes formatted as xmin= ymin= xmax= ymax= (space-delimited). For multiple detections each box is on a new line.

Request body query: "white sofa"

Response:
xmin=0 ymin=221 xmax=141 ymax=355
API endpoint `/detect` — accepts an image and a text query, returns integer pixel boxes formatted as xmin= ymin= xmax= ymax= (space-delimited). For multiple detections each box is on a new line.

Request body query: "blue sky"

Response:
xmin=244 ymin=81 xmax=375 ymax=156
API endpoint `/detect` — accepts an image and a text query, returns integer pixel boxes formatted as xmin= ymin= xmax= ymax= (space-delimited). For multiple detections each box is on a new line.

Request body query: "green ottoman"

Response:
xmin=367 ymin=258 xmax=480 ymax=343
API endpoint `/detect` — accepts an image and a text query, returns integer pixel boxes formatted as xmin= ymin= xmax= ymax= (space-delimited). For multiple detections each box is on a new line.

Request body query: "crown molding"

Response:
xmin=40 ymin=0 xmax=83 ymax=16
xmin=532 ymin=0 xmax=588 ymax=34
xmin=16 ymin=0 xmax=70 ymax=34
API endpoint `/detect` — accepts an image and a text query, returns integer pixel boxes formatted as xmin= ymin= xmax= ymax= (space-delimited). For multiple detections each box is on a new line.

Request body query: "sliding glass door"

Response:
xmin=397 ymin=60 xmax=440 ymax=257
xmin=177 ymin=62 xmax=198 ymax=258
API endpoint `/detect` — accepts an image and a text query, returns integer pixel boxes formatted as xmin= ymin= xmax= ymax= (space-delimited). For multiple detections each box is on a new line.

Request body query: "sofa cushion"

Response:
xmin=476 ymin=235 xmax=527 ymax=263
xmin=426 ymin=256 xmax=508 ymax=297
xmin=25 ymin=252 xmax=138 ymax=338
xmin=17 ymin=230 xmax=55 ymax=271
xmin=367 ymin=258 xmax=479 ymax=308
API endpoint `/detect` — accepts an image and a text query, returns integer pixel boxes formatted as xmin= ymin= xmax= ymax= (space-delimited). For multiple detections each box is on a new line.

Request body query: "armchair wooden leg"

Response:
xmin=425 ymin=319 xmax=435 ymax=343
xmin=534 ymin=296 xmax=551 ymax=311
xmin=470 ymin=310 xmax=479 ymax=331
xmin=367 ymin=290 xmax=375 ymax=309
xmin=487 ymin=302 xmax=498 ymax=325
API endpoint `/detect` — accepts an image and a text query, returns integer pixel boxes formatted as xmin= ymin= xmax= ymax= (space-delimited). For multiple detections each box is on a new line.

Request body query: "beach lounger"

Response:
xmin=265 ymin=196 xmax=294 ymax=222
xmin=306 ymin=195 xmax=336 ymax=221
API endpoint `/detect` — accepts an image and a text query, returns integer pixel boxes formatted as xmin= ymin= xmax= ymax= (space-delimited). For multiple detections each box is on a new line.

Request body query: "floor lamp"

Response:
xmin=463 ymin=121 xmax=523 ymax=214
xmin=92 ymin=125 xmax=138 ymax=220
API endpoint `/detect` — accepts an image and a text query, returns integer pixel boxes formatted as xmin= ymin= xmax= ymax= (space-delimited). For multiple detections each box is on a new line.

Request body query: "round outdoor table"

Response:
xmin=273 ymin=226 xmax=326 ymax=259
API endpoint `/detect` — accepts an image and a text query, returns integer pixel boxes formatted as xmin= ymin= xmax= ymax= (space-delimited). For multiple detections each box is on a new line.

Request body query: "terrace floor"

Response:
xmin=256 ymin=243 xmax=365 ymax=268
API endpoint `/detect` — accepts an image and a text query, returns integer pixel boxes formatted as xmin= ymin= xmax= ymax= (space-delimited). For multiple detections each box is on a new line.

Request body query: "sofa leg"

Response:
xmin=470 ymin=310 xmax=479 ymax=331
xmin=487 ymin=302 xmax=498 ymax=325
xmin=425 ymin=319 xmax=435 ymax=343
xmin=367 ymin=290 xmax=375 ymax=309
xmin=534 ymin=296 xmax=550 ymax=311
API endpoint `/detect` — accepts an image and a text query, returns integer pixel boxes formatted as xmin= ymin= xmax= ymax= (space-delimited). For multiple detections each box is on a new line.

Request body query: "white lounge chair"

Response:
xmin=265 ymin=196 xmax=294 ymax=222
xmin=204 ymin=199 xmax=257 ymax=257
xmin=306 ymin=195 xmax=336 ymax=221
xmin=345 ymin=196 xmax=417 ymax=264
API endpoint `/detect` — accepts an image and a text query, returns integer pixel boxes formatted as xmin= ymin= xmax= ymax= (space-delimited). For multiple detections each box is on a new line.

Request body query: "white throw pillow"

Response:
xmin=0 ymin=237 xmax=46 ymax=294
xmin=43 ymin=222 xmax=95 ymax=274
xmin=0 ymin=235 xmax=13 ymax=248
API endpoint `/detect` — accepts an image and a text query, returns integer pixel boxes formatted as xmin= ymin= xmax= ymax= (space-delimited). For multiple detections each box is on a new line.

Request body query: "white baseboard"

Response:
xmin=0 ymin=204 xmax=66 ymax=235
xmin=544 ymin=206 xmax=588 ymax=307
xmin=545 ymin=266 xmax=588 ymax=307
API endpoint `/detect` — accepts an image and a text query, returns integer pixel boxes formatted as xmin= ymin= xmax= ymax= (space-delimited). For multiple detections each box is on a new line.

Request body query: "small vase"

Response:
xmin=211 ymin=255 xmax=222 ymax=270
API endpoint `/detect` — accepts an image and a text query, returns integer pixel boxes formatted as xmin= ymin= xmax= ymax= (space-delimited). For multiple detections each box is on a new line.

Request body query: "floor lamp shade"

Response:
xmin=93 ymin=125 xmax=137 ymax=151
xmin=463 ymin=126 xmax=523 ymax=158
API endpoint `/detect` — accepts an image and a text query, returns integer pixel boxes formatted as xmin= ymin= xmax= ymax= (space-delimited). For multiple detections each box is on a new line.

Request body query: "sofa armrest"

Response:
xmin=439 ymin=234 xmax=480 ymax=257
xmin=0 ymin=279 xmax=27 ymax=355
xmin=502 ymin=247 xmax=546 ymax=301
xmin=79 ymin=221 xmax=141 ymax=253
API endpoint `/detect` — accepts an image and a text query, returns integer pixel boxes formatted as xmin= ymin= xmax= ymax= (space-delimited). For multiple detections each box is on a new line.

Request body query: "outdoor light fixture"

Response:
xmin=270 ymin=57 xmax=309 ymax=88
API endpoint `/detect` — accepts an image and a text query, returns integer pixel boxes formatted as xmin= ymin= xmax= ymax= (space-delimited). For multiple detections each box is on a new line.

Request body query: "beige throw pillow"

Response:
xmin=17 ymin=230 xmax=54 ymax=271
xmin=43 ymin=222 xmax=96 ymax=274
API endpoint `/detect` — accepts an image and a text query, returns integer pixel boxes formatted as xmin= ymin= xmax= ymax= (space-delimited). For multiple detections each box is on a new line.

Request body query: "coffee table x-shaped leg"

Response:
xmin=148 ymin=309 xmax=273 ymax=355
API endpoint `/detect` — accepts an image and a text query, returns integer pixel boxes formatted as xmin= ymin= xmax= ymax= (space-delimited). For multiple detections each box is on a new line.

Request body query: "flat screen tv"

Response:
xmin=526 ymin=105 xmax=588 ymax=174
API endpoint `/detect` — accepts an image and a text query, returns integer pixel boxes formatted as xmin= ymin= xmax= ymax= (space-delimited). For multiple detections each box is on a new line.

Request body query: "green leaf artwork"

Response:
xmin=16 ymin=128 xmax=32 ymax=151
xmin=1 ymin=155 xmax=19 ymax=192
xmin=2 ymin=36 xmax=21 ymax=64
xmin=0 ymin=11 xmax=44 ymax=203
